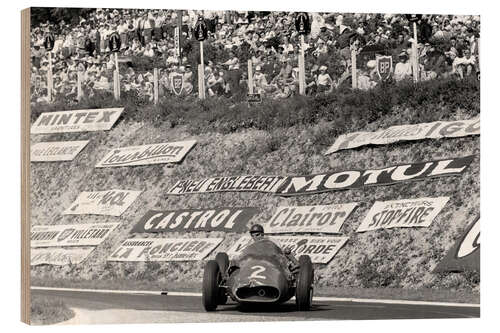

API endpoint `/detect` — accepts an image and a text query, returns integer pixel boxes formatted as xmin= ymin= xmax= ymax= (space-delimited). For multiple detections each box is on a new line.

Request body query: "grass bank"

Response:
xmin=30 ymin=77 xmax=480 ymax=302
xmin=30 ymin=294 xmax=74 ymax=325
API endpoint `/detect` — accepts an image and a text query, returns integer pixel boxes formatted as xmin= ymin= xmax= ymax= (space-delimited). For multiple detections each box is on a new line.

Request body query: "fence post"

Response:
xmin=198 ymin=64 xmax=202 ymax=99
xmin=47 ymin=51 xmax=53 ymax=102
xmin=113 ymin=52 xmax=120 ymax=100
xmin=248 ymin=60 xmax=254 ymax=94
xmin=412 ymin=21 xmax=419 ymax=82
xmin=177 ymin=10 xmax=183 ymax=64
xmin=351 ymin=47 xmax=357 ymax=89
xmin=153 ymin=68 xmax=159 ymax=104
xmin=199 ymin=41 xmax=205 ymax=100
xmin=77 ymin=71 xmax=82 ymax=102
xmin=299 ymin=34 xmax=306 ymax=95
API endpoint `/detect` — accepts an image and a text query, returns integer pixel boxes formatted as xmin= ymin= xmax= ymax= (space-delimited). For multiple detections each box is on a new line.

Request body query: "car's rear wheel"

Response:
xmin=296 ymin=255 xmax=314 ymax=311
xmin=202 ymin=260 xmax=221 ymax=311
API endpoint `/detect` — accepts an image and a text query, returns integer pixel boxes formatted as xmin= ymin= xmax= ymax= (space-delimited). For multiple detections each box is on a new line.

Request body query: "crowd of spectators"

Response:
xmin=30 ymin=9 xmax=480 ymax=103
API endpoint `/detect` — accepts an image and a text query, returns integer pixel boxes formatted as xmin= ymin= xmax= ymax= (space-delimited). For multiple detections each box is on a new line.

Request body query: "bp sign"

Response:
xmin=109 ymin=32 xmax=121 ymax=52
xmin=194 ymin=17 xmax=208 ymax=41
xmin=376 ymin=56 xmax=393 ymax=81
xmin=44 ymin=33 xmax=55 ymax=51
xmin=295 ymin=12 xmax=310 ymax=35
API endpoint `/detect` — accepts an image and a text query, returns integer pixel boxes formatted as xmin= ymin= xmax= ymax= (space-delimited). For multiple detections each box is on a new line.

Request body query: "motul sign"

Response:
xmin=376 ymin=56 xmax=392 ymax=81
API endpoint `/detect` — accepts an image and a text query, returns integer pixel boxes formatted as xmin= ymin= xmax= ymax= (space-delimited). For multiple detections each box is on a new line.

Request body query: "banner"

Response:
xmin=96 ymin=140 xmax=197 ymax=167
xmin=31 ymin=223 xmax=120 ymax=247
xmin=31 ymin=140 xmax=89 ymax=162
xmin=108 ymin=237 xmax=223 ymax=262
xmin=31 ymin=108 xmax=124 ymax=134
xmin=31 ymin=247 xmax=95 ymax=266
xmin=227 ymin=235 xmax=348 ymax=264
xmin=434 ymin=217 xmax=480 ymax=273
xmin=63 ymin=190 xmax=142 ymax=216
xmin=356 ymin=197 xmax=449 ymax=232
xmin=326 ymin=118 xmax=480 ymax=154
xmin=131 ymin=207 xmax=259 ymax=233
xmin=168 ymin=175 xmax=288 ymax=195
xmin=275 ymin=155 xmax=475 ymax=196
xmin=265 ymin=203 xmax=357 ymax=234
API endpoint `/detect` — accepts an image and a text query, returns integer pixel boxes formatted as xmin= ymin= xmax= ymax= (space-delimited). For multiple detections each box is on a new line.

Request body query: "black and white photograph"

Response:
xmin=19 ymin=3 xmax=481 ymax=326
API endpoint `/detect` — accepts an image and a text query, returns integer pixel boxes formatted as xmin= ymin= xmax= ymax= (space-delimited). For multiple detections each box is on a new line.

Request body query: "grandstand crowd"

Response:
xmin=30 ymin=9 xmax=480 ymax=103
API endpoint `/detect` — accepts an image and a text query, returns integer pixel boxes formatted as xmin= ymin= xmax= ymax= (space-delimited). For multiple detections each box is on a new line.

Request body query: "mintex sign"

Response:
xmin=96 ymin=140 xmax=197 ymax=167
xmin=31 ymin=108 xmax=123 ymax=134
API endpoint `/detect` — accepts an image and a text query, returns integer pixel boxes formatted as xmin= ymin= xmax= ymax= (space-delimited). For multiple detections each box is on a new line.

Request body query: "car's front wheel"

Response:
xmin=295 ymin=255 xmax=314 ymax=311
xmin=202 ymin=260 xmax=221 ymax=311
xmin=215 ymin=253 xmax=229 ymax=304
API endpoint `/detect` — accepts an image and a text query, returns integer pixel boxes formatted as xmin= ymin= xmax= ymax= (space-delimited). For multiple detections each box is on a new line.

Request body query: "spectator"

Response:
xmin=453 ymin=48 xmax=476 ymax=78
xmin=316 ymin=65 xmax=334 ymax=94
xmin=29 ymin=10 xmax=480 ymax=103
xmin=394 ymin=51 xmax=412 ymax=81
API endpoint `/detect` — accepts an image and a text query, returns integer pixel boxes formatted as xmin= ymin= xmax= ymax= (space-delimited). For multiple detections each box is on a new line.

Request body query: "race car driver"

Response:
xmin=248 ymin=224 xmax=300 ymax=276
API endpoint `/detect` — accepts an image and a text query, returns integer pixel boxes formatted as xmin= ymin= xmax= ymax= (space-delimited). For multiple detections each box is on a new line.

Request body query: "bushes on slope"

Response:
xmin=31 ymin=77 xmax=480 ymax=136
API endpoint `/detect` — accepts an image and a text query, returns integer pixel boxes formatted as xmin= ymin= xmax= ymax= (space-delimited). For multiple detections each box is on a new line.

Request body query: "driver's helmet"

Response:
xmin=249 ymin=224 xmax=264 ymax=240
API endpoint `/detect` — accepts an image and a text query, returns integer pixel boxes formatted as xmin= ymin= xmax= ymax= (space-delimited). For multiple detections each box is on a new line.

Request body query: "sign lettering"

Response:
xmin=31 ymin=108 xmax=124 ymax=134
xmin=63 ymin=190 xmax=142 ymax=216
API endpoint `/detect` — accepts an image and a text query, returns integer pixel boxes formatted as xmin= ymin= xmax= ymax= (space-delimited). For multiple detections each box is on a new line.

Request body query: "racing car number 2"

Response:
xmin=250 ymin=265 xmax=267 ymax=282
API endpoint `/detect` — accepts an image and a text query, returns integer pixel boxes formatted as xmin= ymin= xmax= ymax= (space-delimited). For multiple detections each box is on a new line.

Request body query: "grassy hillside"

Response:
xmin=31 ymin=295 xmax=74 ymax=325
xmin=30 ymin=77 xmax=480 ymax=297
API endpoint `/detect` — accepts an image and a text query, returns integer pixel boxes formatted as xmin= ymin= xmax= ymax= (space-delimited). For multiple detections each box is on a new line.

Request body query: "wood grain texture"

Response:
xmin=21 ymin=7 xmax=31 ymax=325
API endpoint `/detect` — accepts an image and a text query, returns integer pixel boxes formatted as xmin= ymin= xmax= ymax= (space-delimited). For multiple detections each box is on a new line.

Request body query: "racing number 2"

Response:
xmin=250 ymin=265 xmax=266 ymax=281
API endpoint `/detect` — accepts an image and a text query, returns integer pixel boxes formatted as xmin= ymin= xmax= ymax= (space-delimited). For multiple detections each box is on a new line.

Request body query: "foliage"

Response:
xmin=31 ymin=77 xmax=480 ymax=137
xmin=30 ymin=295 xmax=74 ymax=325
xmin=30 ymin=75 xmax=480 ymax=293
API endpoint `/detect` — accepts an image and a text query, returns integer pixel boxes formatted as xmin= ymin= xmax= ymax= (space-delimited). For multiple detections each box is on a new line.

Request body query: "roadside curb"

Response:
xmin=31 ymin=286 xmax=480 ymax=308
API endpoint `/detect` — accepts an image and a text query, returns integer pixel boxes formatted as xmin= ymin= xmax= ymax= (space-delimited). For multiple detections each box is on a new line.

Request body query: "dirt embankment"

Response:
xmin=30 ymin=79 xmax=480 ymax=296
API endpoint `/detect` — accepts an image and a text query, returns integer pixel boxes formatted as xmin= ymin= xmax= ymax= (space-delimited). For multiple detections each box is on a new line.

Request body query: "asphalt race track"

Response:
xmin=31 ymin=288 xmax=479 ymax=324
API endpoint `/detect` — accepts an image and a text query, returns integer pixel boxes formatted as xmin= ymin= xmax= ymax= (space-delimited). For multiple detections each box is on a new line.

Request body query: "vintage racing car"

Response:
xmin=202 ymin=239 xmax=314 ymax=311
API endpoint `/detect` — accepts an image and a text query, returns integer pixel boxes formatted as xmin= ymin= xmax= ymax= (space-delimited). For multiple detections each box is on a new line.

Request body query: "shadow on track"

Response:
xmin=214 ymin=301 xmax=330 ymax=314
